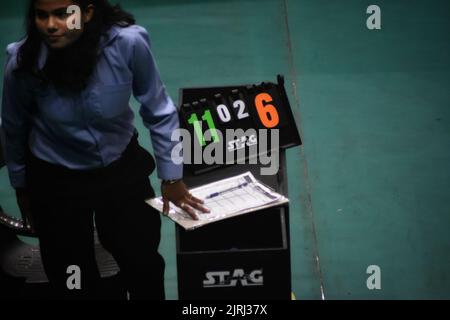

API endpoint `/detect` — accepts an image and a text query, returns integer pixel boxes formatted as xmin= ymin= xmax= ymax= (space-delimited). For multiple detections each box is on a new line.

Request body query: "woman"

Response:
xmin=2 ymin=0 xmax=208 ymax=299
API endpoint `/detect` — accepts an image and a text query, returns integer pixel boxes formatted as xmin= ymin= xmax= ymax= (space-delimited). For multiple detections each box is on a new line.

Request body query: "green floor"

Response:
xmin=1 ymin=0 xmax=449 ymax=299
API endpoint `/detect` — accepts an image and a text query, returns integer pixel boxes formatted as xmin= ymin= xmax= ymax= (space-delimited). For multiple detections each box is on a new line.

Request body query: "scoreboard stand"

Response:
xmin=175 ymin=75 xmax=301 ymax=300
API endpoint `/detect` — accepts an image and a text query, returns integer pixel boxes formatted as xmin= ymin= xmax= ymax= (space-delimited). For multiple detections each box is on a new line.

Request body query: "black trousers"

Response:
xmin=26 ymin=134 xmax=165 ymax=300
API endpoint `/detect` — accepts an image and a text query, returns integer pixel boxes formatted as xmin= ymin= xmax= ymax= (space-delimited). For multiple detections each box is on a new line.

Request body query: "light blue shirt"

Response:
xmin=1 ymin=25 xmax=182 ymax=188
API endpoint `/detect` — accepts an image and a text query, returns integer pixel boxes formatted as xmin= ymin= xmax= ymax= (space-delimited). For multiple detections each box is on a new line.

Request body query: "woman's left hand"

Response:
xmin=161 ymin=180 xmax=210 ymax=220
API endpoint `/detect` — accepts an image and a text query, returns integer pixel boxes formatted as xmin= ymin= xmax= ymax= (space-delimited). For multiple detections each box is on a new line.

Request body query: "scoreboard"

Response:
xmin=178 ymin=75 xmax=302 ymax=174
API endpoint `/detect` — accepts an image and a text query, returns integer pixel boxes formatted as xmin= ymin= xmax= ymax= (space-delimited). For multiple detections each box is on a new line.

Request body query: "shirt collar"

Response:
xmin=98 ymin=25 xmax=121 ymax=49
xmin=37 ymin=42 xmax=48 ymax=70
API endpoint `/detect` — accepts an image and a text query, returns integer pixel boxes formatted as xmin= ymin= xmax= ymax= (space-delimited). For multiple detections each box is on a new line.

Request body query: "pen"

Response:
xmin=205 ymin=182 xmax=249 ymax=199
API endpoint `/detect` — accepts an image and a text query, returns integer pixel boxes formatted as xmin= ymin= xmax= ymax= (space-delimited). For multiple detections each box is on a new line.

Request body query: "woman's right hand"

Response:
xmin=15 ymin=187 xmax=35 ymax=234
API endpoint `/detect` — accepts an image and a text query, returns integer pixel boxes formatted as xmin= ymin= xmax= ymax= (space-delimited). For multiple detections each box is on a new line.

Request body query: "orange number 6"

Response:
xmin=254 ymin=93 xmax=279 ymax=128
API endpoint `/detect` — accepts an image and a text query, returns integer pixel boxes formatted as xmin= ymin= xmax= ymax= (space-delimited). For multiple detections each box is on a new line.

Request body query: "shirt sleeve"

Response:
xmin=1 ymin=44 xmax=33 ymax=188
xmin=128 ymin=26 xmax=183 ymax=180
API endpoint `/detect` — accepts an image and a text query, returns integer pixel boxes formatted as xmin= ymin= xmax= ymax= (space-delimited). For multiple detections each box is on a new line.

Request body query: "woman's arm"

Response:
xmin=128 ymin=26 xmax=182 ymax=181
xmin=1 ymin=43 xmax=33 ymax=189
xmin=127 ymin=26 xmax=209 ymax=218
xmin=2 ymin=43 xmax=35 ymax=232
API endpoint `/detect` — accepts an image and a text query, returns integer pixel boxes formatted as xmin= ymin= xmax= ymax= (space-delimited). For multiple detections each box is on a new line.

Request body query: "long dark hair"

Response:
xmin=16 ymin=0 xmax=135 ymax=93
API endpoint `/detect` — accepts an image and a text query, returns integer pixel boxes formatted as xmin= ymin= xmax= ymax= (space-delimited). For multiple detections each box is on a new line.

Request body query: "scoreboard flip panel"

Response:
xmin=179 ymin=75 xmax=302 ymax=175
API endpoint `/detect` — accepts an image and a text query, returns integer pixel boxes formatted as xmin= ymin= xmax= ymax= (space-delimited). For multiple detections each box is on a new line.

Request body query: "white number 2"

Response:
xmin=233 ymin=100 xmax=249 ymax=119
